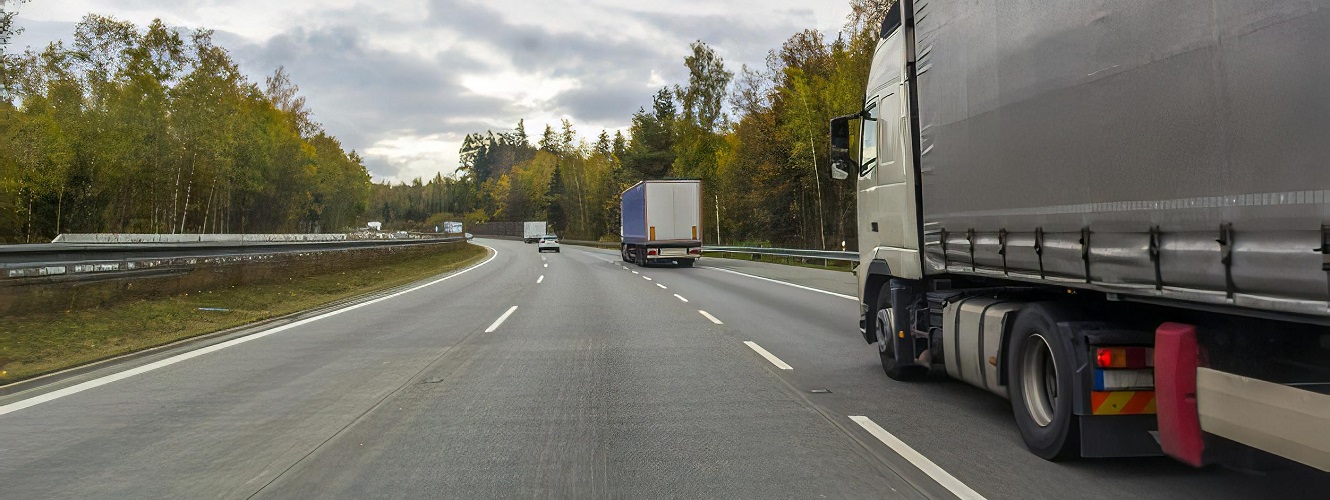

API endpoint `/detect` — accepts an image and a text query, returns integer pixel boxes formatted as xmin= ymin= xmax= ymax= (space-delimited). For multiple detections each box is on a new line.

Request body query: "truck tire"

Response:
xmin=621 ymin=245 xmax=631 ymax=263
xmin=1006 ymin=302 xmax=1079 ymax=460
xmin=875 ymin=288 xmax=926 ymax=381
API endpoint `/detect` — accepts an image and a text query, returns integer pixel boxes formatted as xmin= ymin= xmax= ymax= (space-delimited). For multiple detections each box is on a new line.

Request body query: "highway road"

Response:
xmin=1 ymin=238 xmax=1326 ymax=498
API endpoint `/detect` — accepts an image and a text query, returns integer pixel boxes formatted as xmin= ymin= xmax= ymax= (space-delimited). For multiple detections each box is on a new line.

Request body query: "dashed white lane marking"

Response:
xmin=543 ymin=263 xmax=548 ymax=268
xmin=848 ymin=416 xmax=986 ymax=500
xmin=631 ymin=270 xmax=639 ymax=274
xmin=698 ymin=310 xmax=723 ymax=325
xmin=656 ymin=283 xmax=667 ymax=289
xmin=742 ymin=341 xmax=793 ymax=370
xmin=0 ymin=245 xmax=502 ymax=416
xmin=674 ymin=294 xmax=688 ymax=302
xmin=537 ymin=275 xmax=544 ymax=284
xmin=643 ymin=276 xmax=652 ymax=281
xmin=701 ymin=265 xmax=855 ymax=301
xmin=485 ymin=305 xmax=519 ymax=333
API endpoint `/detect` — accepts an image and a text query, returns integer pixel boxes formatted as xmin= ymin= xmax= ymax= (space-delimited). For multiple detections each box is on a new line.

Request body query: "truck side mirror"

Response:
xmin=831 ymin=160 xmax=850 ymax=180
xmin=829 ymin=113 xmax=861 ymax=180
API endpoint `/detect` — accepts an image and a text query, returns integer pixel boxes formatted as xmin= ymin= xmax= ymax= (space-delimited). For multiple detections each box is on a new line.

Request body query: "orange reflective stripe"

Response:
xmin=1122 ymin=391 xmax=1154 ymax=414
xmin=1091 ymin=391 xmax=1111 ymax=413
xmin=1091 ymin=391 xmax=1157 ymax=415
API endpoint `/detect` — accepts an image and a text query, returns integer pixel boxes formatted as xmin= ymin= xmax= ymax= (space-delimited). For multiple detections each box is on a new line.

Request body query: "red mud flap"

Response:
xmin=1155 ymin=322 xmax=1204 ymax=467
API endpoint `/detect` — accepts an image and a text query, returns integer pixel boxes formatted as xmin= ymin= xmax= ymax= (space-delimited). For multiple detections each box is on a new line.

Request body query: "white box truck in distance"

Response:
xmin=829 ymin=1 xmax=1329 ymax=472
xmin=620 ymin=180 xmax=702 ymax=267
xmin=522 ymin=221 xmax=547 ymax=243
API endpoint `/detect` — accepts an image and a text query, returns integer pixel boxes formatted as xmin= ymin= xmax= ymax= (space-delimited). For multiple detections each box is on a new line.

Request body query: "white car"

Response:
xmin=537 ymin=235 xmax=560 ymax=253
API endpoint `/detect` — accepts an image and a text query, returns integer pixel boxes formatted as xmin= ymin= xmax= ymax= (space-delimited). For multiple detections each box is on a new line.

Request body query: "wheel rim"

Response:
xmin=1019 ymin=333 xmax=1059 ymax=427
xmin=876 ymin=308 xmax=893 ymax=354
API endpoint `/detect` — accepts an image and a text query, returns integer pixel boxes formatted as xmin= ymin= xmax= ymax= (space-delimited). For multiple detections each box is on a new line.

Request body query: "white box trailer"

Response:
xmin=620 ymin=180 xmax=702 ymax=267
xmin=522 ymin=221 xmax=547 ymax=243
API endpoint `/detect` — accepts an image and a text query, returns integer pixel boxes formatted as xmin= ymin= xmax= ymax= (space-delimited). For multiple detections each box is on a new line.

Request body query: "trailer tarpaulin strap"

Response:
xmin=967 ymin=228 xmax=976 ymax=272
xmin=1219 ymin=224 xmax=1235 ymax=299
xmin=1034 ymin=227 xmax=1045 ymax=279
xmin=1081 ymin=228 xmax=1092 ymax=283
xmin=1150 ymin=226 xmax=1163 ymax=291
xmin=1322 ymin=225 xmax=1330 ymax=298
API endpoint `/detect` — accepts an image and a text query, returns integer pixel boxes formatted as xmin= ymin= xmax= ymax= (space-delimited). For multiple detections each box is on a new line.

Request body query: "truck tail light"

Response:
xmin=647 ymin=249 xmax=658 ymax=256
xmin=1095 ymin=347 xmax=1152 ymax=369
xmin=688 ymin=248 xmax=701 ymax=255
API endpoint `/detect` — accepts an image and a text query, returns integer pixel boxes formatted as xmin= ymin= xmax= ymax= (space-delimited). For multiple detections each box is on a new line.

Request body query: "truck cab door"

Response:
xmin=859 ymin=24 xmax=923 ymax=279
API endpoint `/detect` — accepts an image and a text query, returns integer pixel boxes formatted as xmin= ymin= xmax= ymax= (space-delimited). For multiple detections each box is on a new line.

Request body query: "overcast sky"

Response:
xmin=9 ymin=0 xmax=850 ymax=183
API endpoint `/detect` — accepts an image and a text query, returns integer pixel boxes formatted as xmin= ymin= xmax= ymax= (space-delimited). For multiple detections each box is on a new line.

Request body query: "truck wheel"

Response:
xmin=875 ymin=290 xmax=926 ymax=381
xmin=1006 ymin=303 xmax=1079 ymax=460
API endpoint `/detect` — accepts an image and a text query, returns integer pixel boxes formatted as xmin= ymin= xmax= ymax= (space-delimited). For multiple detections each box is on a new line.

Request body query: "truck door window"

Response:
xmin=860 ymin=102 xmax=879 ymax=177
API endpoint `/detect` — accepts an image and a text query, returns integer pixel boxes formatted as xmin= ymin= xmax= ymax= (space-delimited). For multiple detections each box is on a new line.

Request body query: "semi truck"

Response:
xmin=620 ymin=180 xmax=703 ymax=267
xmin=830 ymin=1 xmax=1329 ymax=470
xmin=522 ymin=221 xmax=548 ymax=244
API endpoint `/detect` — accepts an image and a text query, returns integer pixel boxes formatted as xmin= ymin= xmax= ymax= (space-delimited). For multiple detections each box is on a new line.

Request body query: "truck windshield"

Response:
xmin=860 ymin=102 xmax=878 ymax=176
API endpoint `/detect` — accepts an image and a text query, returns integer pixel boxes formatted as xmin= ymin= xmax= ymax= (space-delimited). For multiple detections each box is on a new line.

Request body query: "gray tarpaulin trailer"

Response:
xmin=913 ymin=1 xmax=1329 ymax=316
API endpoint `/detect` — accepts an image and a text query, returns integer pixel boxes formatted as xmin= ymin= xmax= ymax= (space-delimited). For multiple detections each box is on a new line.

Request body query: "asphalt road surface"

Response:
xmin=1 ymin=238 xmax=1326 ymax=499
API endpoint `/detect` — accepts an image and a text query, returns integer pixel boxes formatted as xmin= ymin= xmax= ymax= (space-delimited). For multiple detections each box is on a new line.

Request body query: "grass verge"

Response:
xmin=0 ymin=243 xmax=488 ymax=385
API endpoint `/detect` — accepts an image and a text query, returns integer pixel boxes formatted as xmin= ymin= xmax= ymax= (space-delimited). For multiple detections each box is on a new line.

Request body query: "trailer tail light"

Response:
xmin=1095 ymin=347 xmax=1152 ymax=369
xmin=647 ymin=249 xmax=658 ymax=256
xmin=688 ymin=247 xmax=701 ymax=255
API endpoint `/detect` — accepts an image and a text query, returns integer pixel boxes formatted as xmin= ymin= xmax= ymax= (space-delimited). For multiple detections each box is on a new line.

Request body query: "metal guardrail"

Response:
xmin=558 ymin=239 xmax=619 ymax=249
xmin=1 ymin=237 xmax=466 ymax=280
xmin=557 ymin=240 xmax=858 ymax=262
xmin=703 ymin=246 xmax=859 ymax=261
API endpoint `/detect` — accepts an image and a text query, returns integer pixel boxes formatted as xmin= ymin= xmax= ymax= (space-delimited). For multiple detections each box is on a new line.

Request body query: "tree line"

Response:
xmin=0 ymin=13 xmax=371 ymax=243
xmin=1 ymin=1 xmax=893 ymax=247
xmin=376 ymin=0 xmax=892 ymax=249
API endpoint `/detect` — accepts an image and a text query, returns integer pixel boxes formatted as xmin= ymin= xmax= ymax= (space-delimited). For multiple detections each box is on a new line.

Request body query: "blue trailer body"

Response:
xmin=621 ymin=182 xmax=648 ymax=243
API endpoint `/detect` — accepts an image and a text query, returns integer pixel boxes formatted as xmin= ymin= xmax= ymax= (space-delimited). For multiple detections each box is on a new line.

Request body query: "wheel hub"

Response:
xmin=1019 ymin=333 xmax=1059 ymax=427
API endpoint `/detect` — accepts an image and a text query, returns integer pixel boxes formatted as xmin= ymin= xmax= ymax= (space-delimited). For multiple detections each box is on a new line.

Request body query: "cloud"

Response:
xmin=11 ymin=0 xmax=851 ymax=183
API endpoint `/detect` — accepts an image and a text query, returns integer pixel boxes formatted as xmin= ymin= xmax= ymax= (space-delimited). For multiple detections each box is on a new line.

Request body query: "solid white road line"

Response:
xmin=674 ymin=294 xmax=689 ymax=303
xmin=701 ymin=265 xmax=856 ymax=301
xmin=742 ymin=341 xmax=793 ymax=370
xmin=537 ymin=275 xmax=544 ymax=284
xmin=485 ymin=305 xmax=519 ymax=333
xmin=698 ymin=310 xmax=723 ymax=325
xmin=642 ymin=276 xmax=652 ymax=281
xmin=0 ymin=245 xmax=502 ymax=417
xmin=656 ymin=283 xmax=667 ymax=289
xmin=848 ymin=416 xmax=986 ymax=500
